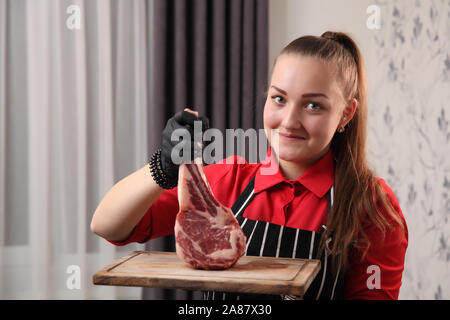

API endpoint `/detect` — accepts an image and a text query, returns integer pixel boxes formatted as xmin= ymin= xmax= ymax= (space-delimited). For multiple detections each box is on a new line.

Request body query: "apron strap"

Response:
xmin=231 ymin=176 xmax=256 ymax=217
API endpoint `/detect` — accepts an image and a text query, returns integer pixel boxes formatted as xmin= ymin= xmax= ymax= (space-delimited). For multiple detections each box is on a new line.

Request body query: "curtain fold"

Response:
xmin=96 ymin=0 xmax=117 ymax=300
xmin=0 ymin=0 xmax=8 ymax=299
xmin=26 ymin=0 xmax=51 ymax=299
xmin=144 ymin=0 xmax=268 ymax=300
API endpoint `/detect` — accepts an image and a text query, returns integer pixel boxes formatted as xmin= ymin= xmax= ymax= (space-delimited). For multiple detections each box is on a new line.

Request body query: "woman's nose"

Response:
xmin=281 ymin=104 xmax=302 ymax=129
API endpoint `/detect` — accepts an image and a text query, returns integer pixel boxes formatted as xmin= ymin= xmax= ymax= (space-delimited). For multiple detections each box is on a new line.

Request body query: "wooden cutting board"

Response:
xmin=93 ymin=251 xmax=321 ymax=296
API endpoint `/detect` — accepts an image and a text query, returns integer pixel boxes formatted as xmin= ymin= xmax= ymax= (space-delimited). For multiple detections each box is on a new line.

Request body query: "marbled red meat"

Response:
xmin=175 ymin=160 xmax=246 ymax=269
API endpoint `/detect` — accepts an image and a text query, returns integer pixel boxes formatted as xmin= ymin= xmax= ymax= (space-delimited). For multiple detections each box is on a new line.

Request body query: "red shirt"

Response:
xmin=109 ymin=147 xmax=408 ymax=300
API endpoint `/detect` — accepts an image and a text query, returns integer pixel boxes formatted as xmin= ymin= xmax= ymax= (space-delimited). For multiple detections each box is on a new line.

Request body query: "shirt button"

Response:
xmin=294 ymin=184 xmax=305 ymax=196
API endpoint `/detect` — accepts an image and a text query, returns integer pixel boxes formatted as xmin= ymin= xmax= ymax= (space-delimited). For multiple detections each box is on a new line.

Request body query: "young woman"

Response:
xmin=91 ymin=31 xmax=408 ymax=300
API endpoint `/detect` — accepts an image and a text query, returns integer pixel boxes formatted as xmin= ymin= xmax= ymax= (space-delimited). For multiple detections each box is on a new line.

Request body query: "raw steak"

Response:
xmin=174 ymin=160 xmax=246 ymax=269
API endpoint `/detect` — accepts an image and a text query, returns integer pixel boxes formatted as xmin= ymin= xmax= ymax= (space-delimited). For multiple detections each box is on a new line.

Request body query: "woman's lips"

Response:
xmin=279 ymin=132 xmax=306 ymax=141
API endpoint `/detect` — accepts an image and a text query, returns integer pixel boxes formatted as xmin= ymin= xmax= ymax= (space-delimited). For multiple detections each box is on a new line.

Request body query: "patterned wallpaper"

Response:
xmin=368 ymin=0 xmax=450 ymax=299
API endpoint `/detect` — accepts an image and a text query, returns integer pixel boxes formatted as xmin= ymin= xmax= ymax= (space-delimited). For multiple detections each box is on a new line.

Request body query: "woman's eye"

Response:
xmin=272 ymin=96 xmax=285 ymax=105
xmin=306 ymin=103 xmax=322 ymax=111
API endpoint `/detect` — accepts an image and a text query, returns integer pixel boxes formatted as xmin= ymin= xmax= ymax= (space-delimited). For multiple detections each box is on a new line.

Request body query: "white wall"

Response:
xmin=269 ymin=0 xmax=450 ymax=300
xmin=268 ymin=0 xmax=375 ymax=74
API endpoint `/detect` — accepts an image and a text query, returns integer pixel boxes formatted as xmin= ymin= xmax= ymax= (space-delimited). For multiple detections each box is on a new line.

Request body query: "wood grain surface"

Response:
xmin=93 ymin=250 xmax=321 ymax=296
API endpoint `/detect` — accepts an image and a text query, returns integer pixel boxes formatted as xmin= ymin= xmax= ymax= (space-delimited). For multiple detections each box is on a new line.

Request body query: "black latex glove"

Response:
xmin=160 ymin=109 xmax=210 ymax=186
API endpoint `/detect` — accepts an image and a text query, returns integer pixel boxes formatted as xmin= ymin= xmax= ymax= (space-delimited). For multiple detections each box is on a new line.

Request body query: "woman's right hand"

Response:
xmin=91 ymin=108 xmax=209 ymax=242
xmin=160 ymin=108 xmax=210 ymax=187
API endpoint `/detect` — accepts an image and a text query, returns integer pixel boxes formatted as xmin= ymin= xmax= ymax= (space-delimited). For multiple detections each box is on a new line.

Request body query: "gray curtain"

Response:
xmin=0 ymin=0 xmax=152 ymax=298
xmin=144 ymin=0 xmax=268 ymax=300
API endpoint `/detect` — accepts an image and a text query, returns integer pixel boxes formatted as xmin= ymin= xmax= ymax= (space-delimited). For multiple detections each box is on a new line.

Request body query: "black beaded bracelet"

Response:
xmin=149 ymin=148 xmax=177 ymax=189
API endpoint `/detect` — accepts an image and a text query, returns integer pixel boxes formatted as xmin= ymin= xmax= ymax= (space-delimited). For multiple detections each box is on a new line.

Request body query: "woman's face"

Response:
xmin=264 ymin=54 xmax=352 ymax=169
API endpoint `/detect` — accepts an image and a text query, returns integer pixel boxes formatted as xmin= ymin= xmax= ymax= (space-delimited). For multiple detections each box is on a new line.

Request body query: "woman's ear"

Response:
xmin=340 ymin=98 xmax=358 ymax=127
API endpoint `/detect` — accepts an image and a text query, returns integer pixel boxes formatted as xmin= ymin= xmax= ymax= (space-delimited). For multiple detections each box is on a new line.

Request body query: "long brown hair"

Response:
xmin=273 ymin=31 xmax=406 ymax=273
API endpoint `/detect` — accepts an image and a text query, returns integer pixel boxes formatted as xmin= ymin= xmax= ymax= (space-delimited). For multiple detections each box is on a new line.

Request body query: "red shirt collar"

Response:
xmin=255 ymin=146 xmax=334 ymax=198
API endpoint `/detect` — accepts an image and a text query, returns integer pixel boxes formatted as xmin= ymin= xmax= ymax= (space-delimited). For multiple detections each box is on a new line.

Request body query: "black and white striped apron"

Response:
xmin=204 ymin=175 xmax=344 ymax=300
